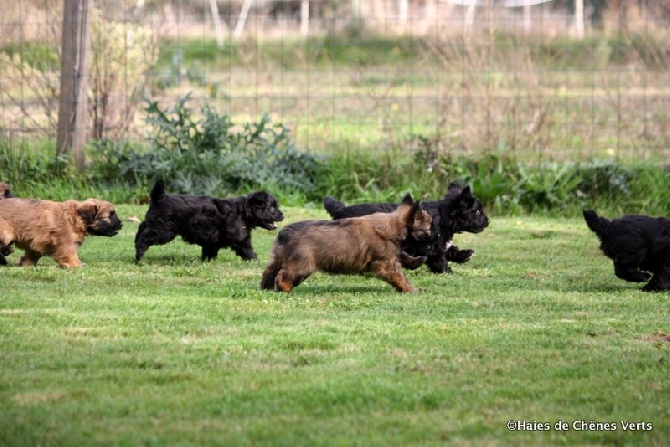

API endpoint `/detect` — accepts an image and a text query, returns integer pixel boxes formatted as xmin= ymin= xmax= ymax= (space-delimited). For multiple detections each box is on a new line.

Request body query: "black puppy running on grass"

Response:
xmin=324 ymin=182 xmax=489 ymax=273
xmin=135 ymin=179 xmax=284 ymax=262
xmin=583 ymin=209 xmax=670 ymax=292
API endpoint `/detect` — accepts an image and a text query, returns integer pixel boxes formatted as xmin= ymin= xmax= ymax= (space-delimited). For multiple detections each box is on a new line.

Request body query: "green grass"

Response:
xmin=1 ymin=207 xmax=668 ymax=446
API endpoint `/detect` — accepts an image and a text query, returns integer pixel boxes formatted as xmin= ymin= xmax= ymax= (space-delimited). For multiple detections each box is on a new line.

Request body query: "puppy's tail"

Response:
xmin=323 ymin=196 xmax=345 ymax=219
xmin=582 ymin=209 xmax=609 ymax=236
xmin=150 ymin=179 xmax=166 ymax=204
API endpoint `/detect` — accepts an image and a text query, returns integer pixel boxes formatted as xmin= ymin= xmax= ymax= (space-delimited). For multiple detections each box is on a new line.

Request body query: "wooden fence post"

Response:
xmin=56 ymin=0 xmax=92 ymax=172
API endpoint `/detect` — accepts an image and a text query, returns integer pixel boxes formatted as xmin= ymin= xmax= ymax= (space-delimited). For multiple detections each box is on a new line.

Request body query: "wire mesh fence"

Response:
xmin=1 ymin=0 xmax=669 ymax=164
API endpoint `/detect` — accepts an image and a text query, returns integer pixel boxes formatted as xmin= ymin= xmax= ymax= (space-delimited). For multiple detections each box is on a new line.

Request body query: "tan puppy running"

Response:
xmin=0 ymin=198 xmax=123 ymax=268
xmin=260 ymin=194 xmax=432 ymax=293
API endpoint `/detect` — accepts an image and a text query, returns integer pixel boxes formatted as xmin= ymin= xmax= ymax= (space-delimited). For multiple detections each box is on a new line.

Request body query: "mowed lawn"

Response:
xmin=1 ymin=205 xmax=668 ymax=446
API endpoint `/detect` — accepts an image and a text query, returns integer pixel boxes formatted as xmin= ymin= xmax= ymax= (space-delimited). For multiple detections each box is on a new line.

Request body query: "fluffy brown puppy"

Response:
xmin=0 ymin=182 xmax=15 ymax=265
xmin=0 ymin=198 xmax=123 ymax=268
xmin=260 ymin=194 xmax=432 ymax=293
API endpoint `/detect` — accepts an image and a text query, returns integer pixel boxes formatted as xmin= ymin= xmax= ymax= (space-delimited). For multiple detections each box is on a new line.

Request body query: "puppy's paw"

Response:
xmin=399 ymin=252 xmax=427 ymax=270
xmin=641 ymin=280 xmax=670 ymax=292
xmin=628 ymin=271 xmax=651 ymax=282
xmin=428 ymin=264 xmax=453 ymax=274
xmin=452 ymin=249 xmax=475 ymax=264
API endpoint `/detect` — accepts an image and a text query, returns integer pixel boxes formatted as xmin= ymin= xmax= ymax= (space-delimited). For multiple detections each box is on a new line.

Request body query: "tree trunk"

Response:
xmin=56 ymin=0 xmax=92 ymax=173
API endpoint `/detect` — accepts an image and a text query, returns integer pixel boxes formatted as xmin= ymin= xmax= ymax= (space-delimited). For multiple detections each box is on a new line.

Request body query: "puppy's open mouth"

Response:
xmin=88 ymin=224 xmax=123 ymax=237
xmin=263 ymin=222 xmax=278 ymax=231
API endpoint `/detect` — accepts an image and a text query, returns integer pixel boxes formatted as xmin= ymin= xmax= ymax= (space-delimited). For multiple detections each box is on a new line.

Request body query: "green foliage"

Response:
xmin=91 ymin=94 xmax=318 ymax=197
xmin=0 ymin=139 xmax=65 ymax=181
xmin=0 ymin=41 xmax=59 ymax=71
xmin=516 ymin=163 xmax=582 ymax=212
xmin=157 ymin=36 xmax=421 ymax=72
xmin=3 ymin=133 xmax=670 ymax=216
xmin=156 ymin=33 xmax=669 ymax=73
xmin=446 ymin=153 xmax=521 ymax=214
xmin=575 ymin=159 xmax=633 ymax=199
xmin=156 ymin=49 xmax=207 ymax=90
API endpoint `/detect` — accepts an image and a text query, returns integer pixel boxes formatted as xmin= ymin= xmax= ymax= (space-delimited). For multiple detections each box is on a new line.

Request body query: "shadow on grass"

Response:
xmin=267 ymin=284 xmax=392 ymax=295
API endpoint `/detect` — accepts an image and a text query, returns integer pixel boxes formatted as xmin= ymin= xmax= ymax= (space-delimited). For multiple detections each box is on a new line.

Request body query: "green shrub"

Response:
xmin=574 ymin=159 xmax=633 ymax=200
xmin=91 ymin=93 xmax=318 ymax=197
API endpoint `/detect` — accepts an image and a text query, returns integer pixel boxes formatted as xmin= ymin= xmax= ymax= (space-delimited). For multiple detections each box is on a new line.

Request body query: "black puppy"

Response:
xmin=324 ymin=182 xmax=489 ymax=273
xmin=135 ymin=179 xmax=284 ymax=262
xmin=583 ymin=209 xmax=670 ymax=292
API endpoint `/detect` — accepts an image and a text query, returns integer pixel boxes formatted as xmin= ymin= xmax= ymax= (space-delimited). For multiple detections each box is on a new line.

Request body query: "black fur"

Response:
xmin=323 ymin=182 xmax=489 ymax=273
xmin=583 ymin=209 xmax=670 ymax=292
xmin=135 ymin=179 xmax=284 ymax=262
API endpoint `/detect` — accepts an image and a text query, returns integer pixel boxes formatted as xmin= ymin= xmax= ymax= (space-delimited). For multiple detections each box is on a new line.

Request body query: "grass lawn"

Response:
xmin=1 ymin=206 xmax=668 ymax=446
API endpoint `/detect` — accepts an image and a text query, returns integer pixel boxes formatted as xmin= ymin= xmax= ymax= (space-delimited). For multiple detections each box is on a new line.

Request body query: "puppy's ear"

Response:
xmin=456 ymin=185 xmax=473 ymax=204
xmin=401 ymin=193 xmax=413 ymax=205
xmin=402 ymin=200 xmax=422 ymax=226
xmin=77 ymin=201 xmax=99 ymax=225
xmin=410 ymin=200 xmax=421 ymax=218
xmin=447 ymin=181 xmax=462 ymax=191
xmin=247 ymin=191 xmax=269 ymax=207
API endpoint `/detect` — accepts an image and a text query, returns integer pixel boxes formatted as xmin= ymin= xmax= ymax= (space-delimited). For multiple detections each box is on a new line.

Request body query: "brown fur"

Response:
xmin=0 ymin=183 xmax=13 ymax=263
xmin=0 ymin=198 xmax=123 ymax=268
xmin=260 ymin=194 xmax=432 ymax=293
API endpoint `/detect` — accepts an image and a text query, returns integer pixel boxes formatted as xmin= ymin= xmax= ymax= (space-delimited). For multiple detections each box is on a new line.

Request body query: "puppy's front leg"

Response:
xmin=372 ymin=260 xmax=417 ymax=293
xmin=201 ymin=246 xmax=220 ymax=261
xmin=53 ymin=249 xmax=84 ymax=268
xmin=232 ymin=242 xmax=257 ymax=261
xmin=642 ymin=258 xmax=670 ymax=292
xmin=426 ymin=253 xmax=452 ymax=274
xmin=446 ymin=245 xmax=475 ymax=264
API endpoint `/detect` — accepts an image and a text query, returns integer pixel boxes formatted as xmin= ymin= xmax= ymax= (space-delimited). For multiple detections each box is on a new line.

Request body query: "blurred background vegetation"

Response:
xmin=0 ymin=0 xmax=669 ymax=215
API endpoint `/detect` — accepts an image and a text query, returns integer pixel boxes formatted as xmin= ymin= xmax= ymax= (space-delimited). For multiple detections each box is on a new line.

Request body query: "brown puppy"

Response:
xmin=0 ymin=182 xmax=15 ymax=264
xmin=260 ymin=194 xmax=432 ymax=293
xmin=0 ymin=198 xmax=123 ymax=268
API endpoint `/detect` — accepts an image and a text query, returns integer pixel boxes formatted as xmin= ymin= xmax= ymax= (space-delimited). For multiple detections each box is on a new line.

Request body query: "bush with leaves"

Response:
xmin=92 ymin=94 xmax=318 ymax=197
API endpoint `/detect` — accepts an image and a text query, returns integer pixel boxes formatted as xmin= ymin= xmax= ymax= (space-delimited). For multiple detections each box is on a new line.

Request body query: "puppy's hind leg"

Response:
xmin=275 ymin=269 xmax=295 ymax=292
xmin=134 ymin=224 xmax=177 ymax=262
xmin=614 ymin=262 xmax=650 ymax=282
xmin=371 ymin=260 xmax=418 ymax=293
xmin=19 ymin=249 xmax=43 ymax=267
xmin=261 ymin=255 xmax=283 ymax=290
xmin=0 ymin=243 xmax=13 ymax=265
